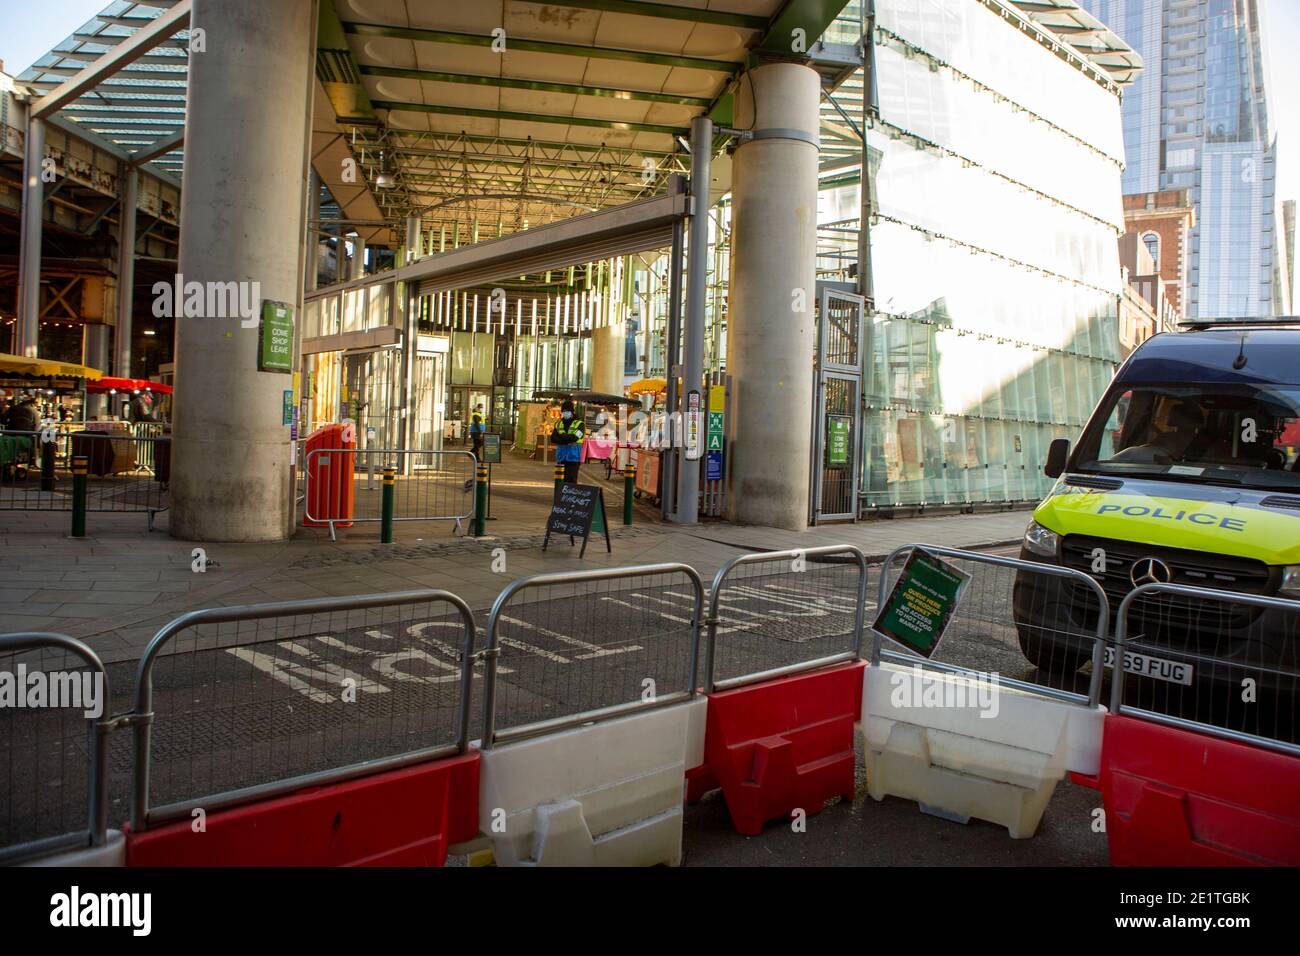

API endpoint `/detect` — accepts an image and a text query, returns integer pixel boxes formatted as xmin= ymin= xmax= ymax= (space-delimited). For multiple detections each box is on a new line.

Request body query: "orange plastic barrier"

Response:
xmin=125 ymin=751 xmax=480 ymax=867
xmin=1075 ymin=714 xmax=1300 ymax=866
xmin=688 ymin=661 xmax=865 ymax=835
xmin=303 ymin=422 xmax=356 ymax=528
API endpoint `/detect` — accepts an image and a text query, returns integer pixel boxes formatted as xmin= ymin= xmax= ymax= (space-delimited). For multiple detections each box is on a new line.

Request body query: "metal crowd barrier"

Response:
xmin=126 ymin=589 xmax=477 ymax=831
xmin=0 ymin=633 xmax=111 ymax=865
xmin=873 ymin=545 xmax=1111 ymax=707
xmin=704 ymin=545 xmax=868 ymax=691
xmin=293 ymin=438 xmax=308 ymax=506
xmin=480 ymin=563 xmax=705 ymax=749
xmin=303 ymin=447 xmax=475 ymax=540
xmin=0 ymin=428 xmax=169 ymax=529
xmin=1110 ymin=582 xmax=1300 ymax=756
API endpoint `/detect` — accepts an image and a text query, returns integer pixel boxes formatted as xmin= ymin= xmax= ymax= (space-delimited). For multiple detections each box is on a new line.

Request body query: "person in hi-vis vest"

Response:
xmin=551 ymin=399 xmax=584 ymax=483
xmin=469 ymin=403 xmax=485 ymax=461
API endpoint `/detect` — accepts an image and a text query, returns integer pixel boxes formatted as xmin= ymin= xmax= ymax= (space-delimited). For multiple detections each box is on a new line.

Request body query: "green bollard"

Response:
xmin=623 ymin=464 xmax=635 ymax=525
xmin=473 ymin=463 xmax=489 ymax=537
xmin=380 ymin=466 xmax=395 ymax=543
xmin=71 ymin=455 xmax=88 ymax=538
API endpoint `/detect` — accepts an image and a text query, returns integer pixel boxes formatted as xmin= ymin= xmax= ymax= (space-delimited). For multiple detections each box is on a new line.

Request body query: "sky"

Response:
xmin=0 ymin=0 xmax=1296 ymax=205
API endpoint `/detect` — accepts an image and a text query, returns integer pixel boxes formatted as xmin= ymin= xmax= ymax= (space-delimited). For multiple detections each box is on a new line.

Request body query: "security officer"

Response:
xmin=551 ymin=399 xmax=584 ymax=484
xmin=469 ymin=403 xmax=486 ymax=461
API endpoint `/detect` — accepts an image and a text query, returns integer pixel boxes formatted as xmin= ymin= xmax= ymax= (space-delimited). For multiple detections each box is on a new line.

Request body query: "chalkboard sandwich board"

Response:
xmin=871 ymin=547 xmax=971 ymax=658
xmin=543 ymin=482 xmax=612 ymax=558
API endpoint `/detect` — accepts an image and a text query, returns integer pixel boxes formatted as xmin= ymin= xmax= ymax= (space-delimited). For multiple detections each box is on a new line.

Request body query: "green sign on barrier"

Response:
xmin=872 ymin=549 xmax=971 ymax=658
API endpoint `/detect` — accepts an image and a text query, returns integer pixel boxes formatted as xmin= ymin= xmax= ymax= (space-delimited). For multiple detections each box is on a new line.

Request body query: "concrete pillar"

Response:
xmin=405 ymin=215 xmax=421 ymax=263
xmin=115 ymin=166 xmax=138 ymax=378
xmin=591 ymin=320 xmax=623 ymax=395
xmin=17 ymin=112 xmax=44 ymax=358
xmin=83 ymin=325 xmax=111 ymax=418
xmin=170 ymin=0 xmax=315 ymax=542
xmin=350 ymin=234 xmax=366 ymax=280
xmin=726 ymin=62 xmax=820 ymax=530
xmin=675 ymin=115 xmax=712 ymax=524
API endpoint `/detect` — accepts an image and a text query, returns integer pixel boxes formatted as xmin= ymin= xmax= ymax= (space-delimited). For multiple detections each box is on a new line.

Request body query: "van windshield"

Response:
xmin=1073 ymin=383 xmax=1300 ymax=491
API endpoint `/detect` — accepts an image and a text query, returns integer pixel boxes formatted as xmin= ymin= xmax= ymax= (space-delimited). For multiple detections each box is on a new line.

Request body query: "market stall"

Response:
xmin=627 ymin=378 xmax=667 ymax=503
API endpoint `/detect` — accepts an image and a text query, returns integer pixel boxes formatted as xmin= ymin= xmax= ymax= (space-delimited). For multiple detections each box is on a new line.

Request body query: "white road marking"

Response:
xmin=226 ymin=641 xmax=390 ymax=703
xmin=406 ymin=621 xmax=515 ymax=674
xmin=499 ymin=614 xmax=642 ymax=660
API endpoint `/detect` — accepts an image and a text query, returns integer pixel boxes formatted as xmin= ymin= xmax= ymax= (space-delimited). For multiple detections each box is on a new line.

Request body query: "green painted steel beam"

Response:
xmin=319 ymin=0 xmax=376 ymax=122
xmin=509 ymin=0 xmax=769 ymax=30
xmin=379 ymin=130 xmax=676 ymax=157
xmin=344 ymin=22 xmax=742 ymax=74
xmin=359 ymin=64 xmax=710 ymax=107
xmin=372 ymin=100 xmax=684 ymax=136
xmin=758 ymin=0 xmax=853 ymax=55
xmin=392 ymin=147 xmax=676 ymax=175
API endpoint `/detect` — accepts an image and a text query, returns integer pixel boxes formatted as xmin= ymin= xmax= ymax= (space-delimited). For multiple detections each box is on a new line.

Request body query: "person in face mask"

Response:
xmin=551 ymin=399 xmax=585 ymax=484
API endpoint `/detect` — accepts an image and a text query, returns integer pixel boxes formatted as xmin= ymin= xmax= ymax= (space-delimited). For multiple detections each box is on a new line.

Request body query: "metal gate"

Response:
xmin=810 ymin=287 xmax=865 ymax=523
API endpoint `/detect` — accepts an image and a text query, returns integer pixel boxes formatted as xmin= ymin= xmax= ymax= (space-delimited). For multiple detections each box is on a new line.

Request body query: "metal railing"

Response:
xmin=704 ymin=545 xmax=868 ymax=691
xmin=0 ymin=428 xmax=169 ymax=528
xmin=303 ymin=447 xmax=475 ymax=540
xmin=1110 ymin=582 xmax=1300 ymax=757
xmin=0 ymin=633 xmax=111 ymax=865
xmin=481 ymin=563 xmax=705 ymax=749
xmin=873 ymin=545 xmax=1112 ymax=707
xmin=127 ymin=589 xmax=477 ymax=831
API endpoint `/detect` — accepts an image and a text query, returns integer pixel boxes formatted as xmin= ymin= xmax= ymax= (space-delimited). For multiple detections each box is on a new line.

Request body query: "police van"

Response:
xmin=1013 ymin=320 xmax=1300 ymax=689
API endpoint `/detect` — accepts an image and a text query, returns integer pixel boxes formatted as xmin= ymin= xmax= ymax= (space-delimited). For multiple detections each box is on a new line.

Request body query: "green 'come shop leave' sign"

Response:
xmin=259 ymin=300 xmax=294 ymax=374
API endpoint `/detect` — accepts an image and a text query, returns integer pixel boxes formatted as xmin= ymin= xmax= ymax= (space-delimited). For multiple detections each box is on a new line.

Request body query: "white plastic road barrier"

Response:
xmin=859 ymin=663 xmax=1104 ymax=838
xmin=478 ymin=698 xmax=706 ymax=866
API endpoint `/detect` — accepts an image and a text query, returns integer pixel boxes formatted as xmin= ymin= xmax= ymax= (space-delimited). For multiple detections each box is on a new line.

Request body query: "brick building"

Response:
xmin=1122 ymin=190 xmax=1194 ymax=318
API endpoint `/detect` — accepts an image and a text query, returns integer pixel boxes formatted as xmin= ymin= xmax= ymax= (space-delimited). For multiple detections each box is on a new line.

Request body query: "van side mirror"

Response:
xmin=1045 ymin=438 xmax=1069 ymax=478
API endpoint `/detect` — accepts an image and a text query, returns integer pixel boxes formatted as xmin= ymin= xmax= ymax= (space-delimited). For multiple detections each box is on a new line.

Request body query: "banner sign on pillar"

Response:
xmin=685 ymin=390 xmax=702 ymax=460
xmin=706 ymin=384 xmax=725 ymax=454
xmin=282 ymin=390 xmax=294 ymax=426
xmin=709 ymin=385 xmax=725 ymax=414
xmin=258 ymin=300 xmax=294 ymax=373
xmin=706 ymin=450 xmax=723 ymax=481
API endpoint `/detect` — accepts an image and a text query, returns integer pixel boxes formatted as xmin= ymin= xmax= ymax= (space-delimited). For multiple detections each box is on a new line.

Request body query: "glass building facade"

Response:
xmin=1078 ymin=0 xmax=1293 ymax=318
xmin=852 ymin=0 xmax=1127 ymax=508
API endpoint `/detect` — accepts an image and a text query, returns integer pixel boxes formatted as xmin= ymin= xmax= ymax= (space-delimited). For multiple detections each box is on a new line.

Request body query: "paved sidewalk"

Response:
xmin=0 ymin=503 xmax=1032 ymax=665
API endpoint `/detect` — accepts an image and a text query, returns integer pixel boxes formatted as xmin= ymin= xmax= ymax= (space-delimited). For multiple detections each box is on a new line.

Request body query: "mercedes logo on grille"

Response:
xmin=1130 ymin=557 xmax=1173 ymax=587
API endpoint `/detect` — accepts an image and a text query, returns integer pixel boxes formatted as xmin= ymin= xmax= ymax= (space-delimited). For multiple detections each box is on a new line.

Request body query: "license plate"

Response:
xmin=1103 ymin=646 xmax=1193 ymax=686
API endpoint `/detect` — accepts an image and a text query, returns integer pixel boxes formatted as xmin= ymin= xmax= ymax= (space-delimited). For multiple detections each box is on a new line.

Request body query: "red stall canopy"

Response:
xmin=86 ymin=377 xmax=172 ymax=395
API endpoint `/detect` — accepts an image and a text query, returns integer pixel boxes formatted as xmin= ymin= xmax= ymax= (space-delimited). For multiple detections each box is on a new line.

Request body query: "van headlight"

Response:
xmin=1023 ymin=520 xmax=1060 ymax=558
xmin=1281 ymin=566 xmax=1300 ymax=598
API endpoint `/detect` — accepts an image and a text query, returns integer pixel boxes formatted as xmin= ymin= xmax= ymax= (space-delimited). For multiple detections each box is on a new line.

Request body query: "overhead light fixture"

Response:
xmin=375 ymin=150 xmax=396 ymax=188
xmin=143 ymin=329 xmax=156 ymax=336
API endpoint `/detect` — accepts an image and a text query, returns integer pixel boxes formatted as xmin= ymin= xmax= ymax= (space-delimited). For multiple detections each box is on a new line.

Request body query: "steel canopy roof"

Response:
xmin=16 ymin=1 xmax=190 ymax=177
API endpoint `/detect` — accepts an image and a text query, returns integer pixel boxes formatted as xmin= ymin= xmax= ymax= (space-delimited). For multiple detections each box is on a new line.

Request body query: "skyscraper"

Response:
xmin=1079 ymin=0 xmax=1293 ymax=318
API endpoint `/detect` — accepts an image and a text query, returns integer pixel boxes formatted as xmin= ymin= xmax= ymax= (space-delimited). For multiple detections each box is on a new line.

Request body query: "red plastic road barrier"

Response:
xmin=303 ymin=422 xmax=356 ymax=528
xmin=1076 ymin=714 xmax=1300 ymax=866
xmin=691 ymin=660 xmax=865 ymax=836
xmin=126 ymin=751 xmax=479 ymax=867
